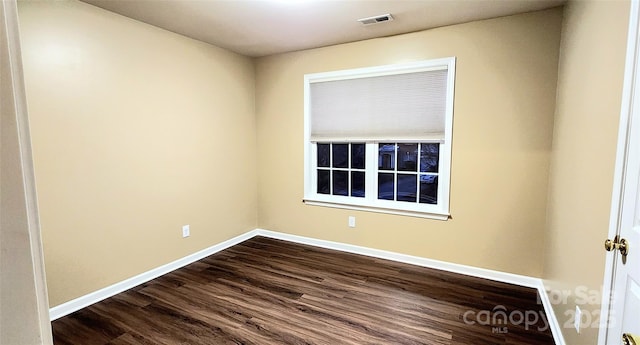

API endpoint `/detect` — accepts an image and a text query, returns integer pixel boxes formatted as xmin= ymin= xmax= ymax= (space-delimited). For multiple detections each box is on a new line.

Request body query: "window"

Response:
xmin=316 ymin=143 xmax=366 ymax=197
xmin=303 ymin=58 xmax=455 ymax=220
xmin=377 ymin=143 xmax=439 ymax=204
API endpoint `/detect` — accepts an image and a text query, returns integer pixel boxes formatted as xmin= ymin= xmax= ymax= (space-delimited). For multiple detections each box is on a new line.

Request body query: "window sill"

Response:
xmin=303 ymin=199 xmax=450 ymax=220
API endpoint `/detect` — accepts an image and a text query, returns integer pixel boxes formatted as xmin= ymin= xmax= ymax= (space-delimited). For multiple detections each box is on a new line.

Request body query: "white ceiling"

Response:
xmin=81 ymin=0 xmax=565 ymax=58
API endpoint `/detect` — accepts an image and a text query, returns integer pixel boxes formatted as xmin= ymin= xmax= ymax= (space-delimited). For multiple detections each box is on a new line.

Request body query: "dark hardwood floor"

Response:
xmin=51 ymin=236 xmax=554 ymax=344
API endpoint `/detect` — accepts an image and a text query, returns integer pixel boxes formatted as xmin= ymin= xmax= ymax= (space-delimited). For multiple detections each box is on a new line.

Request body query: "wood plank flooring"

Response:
xmin=51 ymin=236 xmax=555 ymax=344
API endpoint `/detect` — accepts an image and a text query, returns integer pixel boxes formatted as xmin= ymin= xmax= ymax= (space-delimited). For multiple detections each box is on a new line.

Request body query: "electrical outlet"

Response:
xmin=182 ymin=225 xmax=190 ymax=238
xmin=348 ymin=216 xmax=356 ymax=228
xmin=574 ymin=305 xmax=581 ymax=333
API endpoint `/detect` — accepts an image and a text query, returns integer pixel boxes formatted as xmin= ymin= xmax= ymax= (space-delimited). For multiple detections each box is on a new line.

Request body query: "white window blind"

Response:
xmin=310 ymin=68 xmax=448 ymax=141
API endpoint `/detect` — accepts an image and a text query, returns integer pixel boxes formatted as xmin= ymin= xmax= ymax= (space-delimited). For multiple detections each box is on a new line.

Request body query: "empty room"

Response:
xmin=2 ymin=0 xmax=640 ymax=344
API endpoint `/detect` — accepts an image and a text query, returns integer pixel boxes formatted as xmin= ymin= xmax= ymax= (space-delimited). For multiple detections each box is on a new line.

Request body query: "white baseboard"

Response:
xmin=49 ymin=230 xmax=258 ymax=320
xmin=49 ymin=227 xmax=565 ymax=344
xmin=255 ymin=229 xmax=539 ymax=287
xmin=535 ymin=280 xmax=567 ymax=345
xmin=255 ymin=228 xmax=565 ymax=345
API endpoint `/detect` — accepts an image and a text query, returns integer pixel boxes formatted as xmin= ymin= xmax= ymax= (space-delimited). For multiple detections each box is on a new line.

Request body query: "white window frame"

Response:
xmin=303 ymin=58 xmax=456 ymax=220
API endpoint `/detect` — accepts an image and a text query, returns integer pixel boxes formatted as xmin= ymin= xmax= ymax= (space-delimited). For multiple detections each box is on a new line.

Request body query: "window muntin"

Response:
xmin=304 ymin=58 xmax=455 ymax=219
xmin=316 ymin=142 xmax=366 ymax=198
xmin=375 ymin=143 xmax=439 ymax=204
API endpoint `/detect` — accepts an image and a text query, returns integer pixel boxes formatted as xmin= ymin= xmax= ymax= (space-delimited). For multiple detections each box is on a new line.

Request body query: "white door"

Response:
xmin=602 ymin=1 xmax=640 ymax=344
xmin=605 ymin=107 xmax=640 ymax=342
xmin=605 ymin=109 xmax=640 ymax=342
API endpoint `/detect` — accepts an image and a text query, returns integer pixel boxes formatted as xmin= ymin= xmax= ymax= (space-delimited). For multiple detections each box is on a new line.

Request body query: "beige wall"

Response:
xmin=543 ymin=1 xmax=630 ymax=344
xmin=255 ymin=9 xmax=562 ymax=277
xmin=18 ymin=0 xmax=257 ymax=307
xmin=19 ymin=3 xmax=628 ymax=343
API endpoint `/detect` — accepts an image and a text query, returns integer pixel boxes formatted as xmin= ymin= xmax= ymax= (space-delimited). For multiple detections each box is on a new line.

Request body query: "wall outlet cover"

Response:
xmin=182 ymin=225 xmax=190 ymax=238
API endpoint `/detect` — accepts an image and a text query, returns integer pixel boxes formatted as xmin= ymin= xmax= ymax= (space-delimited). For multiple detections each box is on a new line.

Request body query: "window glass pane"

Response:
xmin=397 ymin=143 xmax=418 ymax=172
xmin=397 ymin=174 xmax=417 ymax=202
xmin=317 ymin=170 xmax=330 ymax=194
xmin=420 ymin=175 xmax=438 ymax=204
xmin=351 ymin=171 xmax=365 ymax=197
xmin=333 ymin=170 xmax=348 ymax=196
xmin=378 ymin=173 xmax=394 ymax=200
xmin=317 ymin=143 xmax=330 ymax=167
xmin=332 ymin=143 xmax=348 ymax=168
xmin=378 ymin=143 xmax=396 ymax=171
xmin=351 ymin=143 xmax=366 ymax=169
xmin=420 ymin=143 xmax=439 ymax=173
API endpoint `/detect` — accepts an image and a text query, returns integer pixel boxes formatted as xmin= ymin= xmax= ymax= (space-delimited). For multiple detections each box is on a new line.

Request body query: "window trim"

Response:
xmin=303 ymin=58 xmax=456 ymax=220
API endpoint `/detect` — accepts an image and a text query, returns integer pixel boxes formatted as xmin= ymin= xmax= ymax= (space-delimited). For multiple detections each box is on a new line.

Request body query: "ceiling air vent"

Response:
xmin=357 ymin=14 xmax=394 ymax=26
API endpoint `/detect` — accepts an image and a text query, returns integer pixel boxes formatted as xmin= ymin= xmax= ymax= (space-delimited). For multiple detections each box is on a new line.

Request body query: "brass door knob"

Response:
xmin=605 ymin=238 xmax=616 ymax=251
xmin=619 ymin=238 xmax=629 ymax=256
xmin=604 ymin=237 xmax=630 ymax=256
xmin=623 ymin=333 xmax=639 ymax=345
